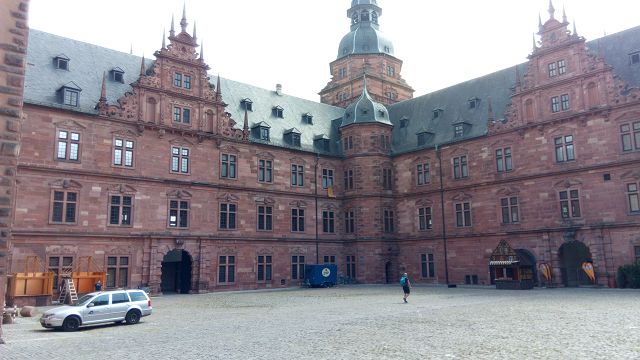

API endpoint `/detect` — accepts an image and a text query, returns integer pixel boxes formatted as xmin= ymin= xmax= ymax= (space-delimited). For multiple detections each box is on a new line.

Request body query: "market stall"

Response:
xmin=489 ymin=240 xmax=535 ymax=290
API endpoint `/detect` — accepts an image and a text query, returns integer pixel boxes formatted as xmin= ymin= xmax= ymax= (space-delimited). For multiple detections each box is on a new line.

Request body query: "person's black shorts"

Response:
xmin=403 ymin=286 xmax=410 ymax=294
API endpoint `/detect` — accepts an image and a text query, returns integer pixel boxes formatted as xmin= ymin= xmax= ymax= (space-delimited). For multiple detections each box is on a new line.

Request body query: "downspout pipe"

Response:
xmin=314 ymin=153 xmax=320 ymax=264
xmin=436 ymin=144 xmax=451 ymax=286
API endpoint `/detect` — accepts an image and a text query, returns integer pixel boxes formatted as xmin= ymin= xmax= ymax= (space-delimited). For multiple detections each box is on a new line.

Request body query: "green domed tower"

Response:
xmin=320 ymin=0 xmax=414 ymax=107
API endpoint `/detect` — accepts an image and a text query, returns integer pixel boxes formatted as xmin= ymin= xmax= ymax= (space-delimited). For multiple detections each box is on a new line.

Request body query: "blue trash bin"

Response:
xmin=304 ymin=264 xmax=337 ymax=288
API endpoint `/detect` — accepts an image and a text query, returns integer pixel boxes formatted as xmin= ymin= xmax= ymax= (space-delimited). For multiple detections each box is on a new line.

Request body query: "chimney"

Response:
xmin=276 ymin=84 xmax=283 ymax=96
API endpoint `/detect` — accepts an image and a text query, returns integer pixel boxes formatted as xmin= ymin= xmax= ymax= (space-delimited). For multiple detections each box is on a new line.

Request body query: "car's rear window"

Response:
xmin=128 ymin=291 xmax=148 ymax=302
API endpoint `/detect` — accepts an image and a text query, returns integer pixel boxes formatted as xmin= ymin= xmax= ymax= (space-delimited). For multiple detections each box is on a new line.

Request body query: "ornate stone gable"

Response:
xmin=490 ymin=3 xmax=640 ymax=135
xmin=95 ymin=10 xmax=247 ymax=142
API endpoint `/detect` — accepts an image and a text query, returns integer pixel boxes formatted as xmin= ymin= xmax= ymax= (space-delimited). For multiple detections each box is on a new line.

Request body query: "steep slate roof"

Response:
xmin=24 ymin=29 xmax=344 ymax=155
xmin=23 ymin=23 xmax=640 ymax=157
xmin=25 ymin=29 xmax=155 ymax=114
xmin=388 ymin=64 xmax=526 ymax=154
xmin=389 ymin=25 xmax=640 ymax=154
xmin=218 ymin=78 xmax=344 ymax=154
xmin=592 ymin=25 xmax=640 ymax=89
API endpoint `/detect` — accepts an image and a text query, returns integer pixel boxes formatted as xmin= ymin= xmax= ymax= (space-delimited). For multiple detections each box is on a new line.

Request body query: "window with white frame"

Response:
xmin=109 ymin=194 xmax=133 ymax=226
xmin=171 ymin=146 xmax=190 ymax=173
xmin=113 ymin=138 xmax=134 ymax=167
xmin=559 ymin=189 xmax=581 ymax=219
xmin=168 ymin=199 xmax=189 ymax=228
xmin=555 ymin=135 xmax=575 ymax=162
xmin=455 ymin=202 xmax=471 ymax=227
xmin=496 ymin=147 xmax=513 ymax=173
xmin=56 ymin=130 xmax=81 ymax=161
xmin=220 ymin=153 xmax=237 ymax=179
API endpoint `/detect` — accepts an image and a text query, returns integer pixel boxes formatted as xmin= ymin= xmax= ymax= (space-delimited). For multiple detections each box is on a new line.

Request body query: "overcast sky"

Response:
xmin=28 ymin=0 xmax=640 ymax=102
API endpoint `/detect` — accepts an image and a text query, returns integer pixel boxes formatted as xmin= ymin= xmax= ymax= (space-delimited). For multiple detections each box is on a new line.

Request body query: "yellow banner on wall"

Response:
xmin=539 ymin=263 xmax=551 ymax=282
xmin=582 ymin=262 xmax=595 ymax=283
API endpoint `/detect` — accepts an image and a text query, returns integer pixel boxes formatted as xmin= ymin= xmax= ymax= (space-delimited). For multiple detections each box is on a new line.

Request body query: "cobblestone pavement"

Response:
xmin=1 ymin=286 xmax=639 ymax=360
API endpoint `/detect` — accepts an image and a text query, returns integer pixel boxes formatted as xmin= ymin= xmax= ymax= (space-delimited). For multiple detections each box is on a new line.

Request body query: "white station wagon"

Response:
xmin=40 ymin=289 xmax=152 ymax=331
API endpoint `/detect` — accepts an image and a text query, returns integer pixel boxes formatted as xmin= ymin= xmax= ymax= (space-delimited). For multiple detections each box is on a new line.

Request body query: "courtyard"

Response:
xmin=0 ymin=285 xmax=638 ymax=359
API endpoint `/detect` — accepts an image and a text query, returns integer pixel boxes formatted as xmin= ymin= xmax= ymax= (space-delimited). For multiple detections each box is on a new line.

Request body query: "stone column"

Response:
xmin=0 ymin=0 xmax=28 ymax=344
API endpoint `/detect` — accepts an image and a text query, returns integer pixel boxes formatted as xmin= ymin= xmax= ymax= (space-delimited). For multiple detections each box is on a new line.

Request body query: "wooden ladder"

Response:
xmin=58 ymin=277 xmax=78 ymax=304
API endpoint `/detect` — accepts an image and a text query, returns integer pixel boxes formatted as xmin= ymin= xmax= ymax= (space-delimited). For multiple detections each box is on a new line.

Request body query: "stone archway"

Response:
xmin=161 ymin=249 xmax=192 ymax=294
xmin=516 ymin=249 xmax=538 ymax=287
xmin=558 ymin=241 xmax=593 ymax=287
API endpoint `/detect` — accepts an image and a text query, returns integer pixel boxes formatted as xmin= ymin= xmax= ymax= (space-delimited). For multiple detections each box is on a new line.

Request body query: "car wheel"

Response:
xmin=62 ymin=316 xmax=80 ymax=331
xmin=125 ymin=310 xmax=141 ymax=325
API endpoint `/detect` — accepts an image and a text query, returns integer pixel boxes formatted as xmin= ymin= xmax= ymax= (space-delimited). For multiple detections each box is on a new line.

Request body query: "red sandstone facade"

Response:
xmin=5 ymin=3 xmax=640 ymax=307
xmin=0 ymin=0 xmax=28 ymax=341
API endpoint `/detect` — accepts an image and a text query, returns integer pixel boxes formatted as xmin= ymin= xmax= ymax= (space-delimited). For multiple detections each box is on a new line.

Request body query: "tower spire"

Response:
xmin=162 ymin=29 xmax=166 ymax=49
xmin=170 ymin=14 xmax=175 ymax=37
xmin=180 ymin=3 xmax=188 ymax=33
xmin=96 ymin=71 xmax=108 ymax=111
xmin=100 ymin=71 xmax=107 ymax=102
xmin=538 ymin=13 xmax=543 ymax=31
xmin=532 ymin=33 xmax=537 ymax=51
xmin=199 ymin=40 xmax=204 ymax=60
xmin=548 ymin=0 xmax=555 ymax=20
xmin=193 ymin=21 xmax=197 ymax=40
xmin=140 ymin=55 xmax=145 ymax=76
xmin=487 ymin=96 xmax=494 ymax=122
xmin=243 ymin=108 xmax=250 ymax=140
xmin=216 ymin=74 xmax=222 ymax=99
xmin=562 ymin=5 xmax=567 ymax=23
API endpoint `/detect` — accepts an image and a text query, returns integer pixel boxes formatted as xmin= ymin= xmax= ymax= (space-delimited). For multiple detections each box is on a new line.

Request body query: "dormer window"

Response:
xmin=54 ymin=54 xmax=70 ymax=70
xmin=285 ymin=128 xmax=301 ymax=147
xmin=433 ymin=108 xmax=443 ymax=119
xmin=630 ymin=52 xmax=640 ymax=65
xmin=378 ymin=110 xmax=385 ymax=118
xmin=314 ymin=135 xmax=330 ymax=152
xmin=302 ymin=113 xmax=313 ymax=124
xmin=454 ymin=124 xmax=464 ymax=138
xmin=468 ymin=98 xmax=479 ymax=109
xmin=261 ymin=128 xmax=269 ymax=141
xmin=400 ymin=117 xmax=409 ymax=128
xmin=384 ymin=46 xmax=390 ymax=53
xmin=252 ymin=122 xmax=271 ymax=142
xmin=58 ymin=81 xmax=82 ymax=107
xmin=417 ymin=132 xmax=432 ymax=146
xmin=272 ymin=106 xmax=284 ymax=118
xmin=110 ymin=67 xmax=124 ymax=83
xmin=241 ymin=98 xmax=253 ymax=111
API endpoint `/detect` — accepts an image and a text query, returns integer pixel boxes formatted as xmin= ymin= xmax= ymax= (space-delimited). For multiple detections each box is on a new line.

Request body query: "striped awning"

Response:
xmin=489 ymin=260 xmax=519 ymax=266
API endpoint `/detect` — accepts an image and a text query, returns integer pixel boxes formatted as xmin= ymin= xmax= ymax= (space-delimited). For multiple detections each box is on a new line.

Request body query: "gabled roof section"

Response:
xmin=25 ymin=29 xmax=154 ymax=114
xmin=60 ymin=81 xmax=81 ymax=91
xmin=219 ymin=77 xmax=344 ymax=154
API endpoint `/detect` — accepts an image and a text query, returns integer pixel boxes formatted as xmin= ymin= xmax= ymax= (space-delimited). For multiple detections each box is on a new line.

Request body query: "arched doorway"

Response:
xmin=516 ymin=249 xmax=538 ymax=287
xmin=559 ymin=241 xmax=592 ymax=287
xmin=384 ymin=261 xmax=392 ymax=284
xmin=161 ymin=249 xmax=192 ymax=294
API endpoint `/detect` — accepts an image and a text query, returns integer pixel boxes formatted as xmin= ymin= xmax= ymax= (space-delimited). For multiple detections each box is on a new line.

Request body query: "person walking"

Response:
xmin=95 ymin=280 xmax=102 ymax=292
xmin=400 ymin=273 xmax=411 ymax=303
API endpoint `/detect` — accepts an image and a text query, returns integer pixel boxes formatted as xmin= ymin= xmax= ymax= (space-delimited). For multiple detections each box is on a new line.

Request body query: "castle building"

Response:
xmin=7 ymin=0 xmax=640 ymax=303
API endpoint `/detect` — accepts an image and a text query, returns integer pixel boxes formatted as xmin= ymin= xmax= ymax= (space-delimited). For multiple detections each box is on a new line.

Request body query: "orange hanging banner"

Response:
xmin=327 ymin=185 xmax=335 ymax=198
xmin=538 ymin=263 xmax=551 ymax=282
xmin=582 ymin=262 xmax=595 ymax=283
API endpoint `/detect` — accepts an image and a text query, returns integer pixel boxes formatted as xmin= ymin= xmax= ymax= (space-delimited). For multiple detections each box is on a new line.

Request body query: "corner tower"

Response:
xmin=319 ymin=0 xmax=414 ymax=108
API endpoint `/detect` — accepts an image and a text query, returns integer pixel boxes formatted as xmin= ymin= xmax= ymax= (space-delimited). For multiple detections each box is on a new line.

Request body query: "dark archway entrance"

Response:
xmin=161 ymin=249 xmax=192 ymax=294
xmin=559 ymin=241 xmax=592 ymax=287
xmin=384 ymin=261 xmax=392 ymax=284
